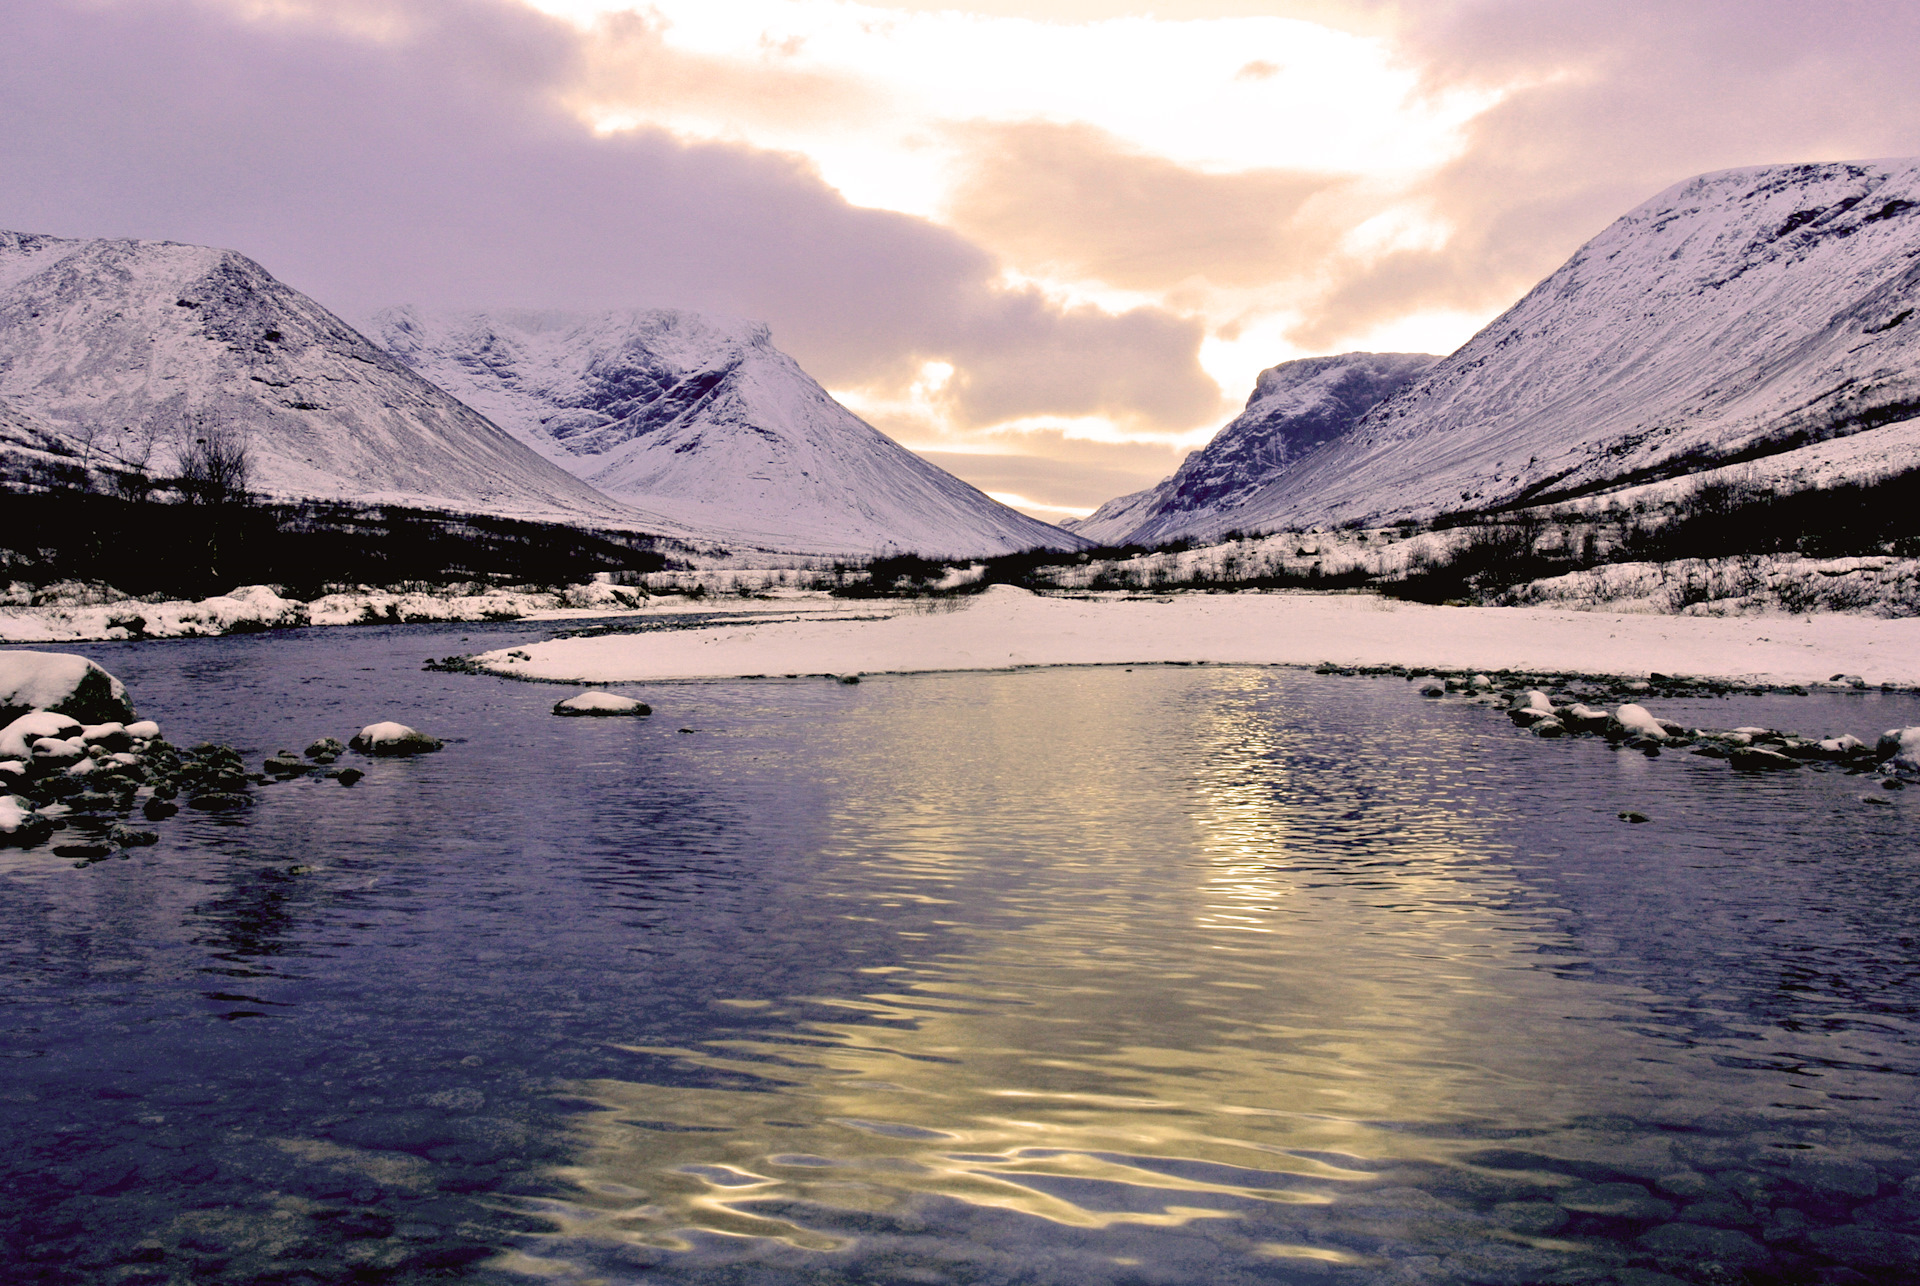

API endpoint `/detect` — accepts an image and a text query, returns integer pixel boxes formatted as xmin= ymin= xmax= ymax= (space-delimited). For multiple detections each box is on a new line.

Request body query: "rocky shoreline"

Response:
xmin=1326 ymin=662 xmax=1920 ymax=785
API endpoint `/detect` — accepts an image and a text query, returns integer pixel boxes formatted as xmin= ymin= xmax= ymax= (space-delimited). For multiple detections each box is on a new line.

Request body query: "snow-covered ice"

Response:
xmin=468 ymin=585 xmax=1920 ymax=687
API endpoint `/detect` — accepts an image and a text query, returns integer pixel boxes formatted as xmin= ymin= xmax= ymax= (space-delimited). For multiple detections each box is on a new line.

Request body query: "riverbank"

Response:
xmin=471 ymin=585 xmax=1920 ymax=687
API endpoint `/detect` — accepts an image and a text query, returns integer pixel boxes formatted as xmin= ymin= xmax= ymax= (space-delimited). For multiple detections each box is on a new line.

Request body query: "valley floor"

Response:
xmin=472 ymin=584 xmax=1920 ymax=688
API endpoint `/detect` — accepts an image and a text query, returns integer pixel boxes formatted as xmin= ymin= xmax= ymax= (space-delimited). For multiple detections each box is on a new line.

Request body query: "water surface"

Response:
xmin=3 ymin=626 xmax=1918 ymax=1285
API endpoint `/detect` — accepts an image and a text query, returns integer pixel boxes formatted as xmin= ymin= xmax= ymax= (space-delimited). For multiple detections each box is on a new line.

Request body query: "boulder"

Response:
xmin=349 ymin=722 xmax=444 ymax=756
xmin=552 ymin=691 xmax=652 ymax=717
xmin=1876 ymin=726 xmax=1920 ymax=779
xmin=1508 ymin=689 xmax=1556 ymax=726
xmin=1415 ymin=678 xmax=1446 ymax=698
xmin=1562 ymin=703 xmax=1611 ymax=731
xmin=126 ymin=721 xmax=161 ymax=741
xmin=0 ymin=711 xmax=83 ymax=760
xmin=0 ymin=652 xmax=134 ymax=725
xmin=1530 ymin=717 xmax=1566 ymax=738
xmin=1609 ymin=703 xmax=1667 ymax=741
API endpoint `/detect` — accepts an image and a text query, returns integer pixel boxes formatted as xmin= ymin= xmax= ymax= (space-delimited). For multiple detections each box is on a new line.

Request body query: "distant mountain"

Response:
xmin=1218 ymin=157 xmax=1920 ymax=530
xmin=1067 ymin=353 xmax=1436 ymax=545
xmin=0 ymin=231 xmax=639 ymax=526
xmin=366 ymin=308 xmax=1083 ymax=557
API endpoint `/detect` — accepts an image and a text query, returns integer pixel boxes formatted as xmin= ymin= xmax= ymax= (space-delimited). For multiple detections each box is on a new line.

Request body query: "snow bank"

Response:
xmin=0 ymin=652 xmax=133 ymax=723
xmin=469 ymin=585 xmax=1920 ymax=687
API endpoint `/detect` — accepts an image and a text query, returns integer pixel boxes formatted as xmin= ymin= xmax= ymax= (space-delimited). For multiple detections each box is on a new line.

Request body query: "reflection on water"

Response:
xmin=2 ymin=631 xmax=1918 ymax=1285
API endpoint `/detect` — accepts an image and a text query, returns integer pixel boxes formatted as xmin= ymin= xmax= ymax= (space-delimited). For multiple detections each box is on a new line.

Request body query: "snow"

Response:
xmin=0 ymin=651 xmax=131 ymax=722
xmin=367 ymin=307 xmax=1084 ymax=558
xmin=1068 ymin=352 xmax=1436 ymax=546
xmin=349 ymin=722 xmax=442 ymax=756
xmin=469 ymin=585 xmax=1920 ymax=687
xmin=1612 ymin=704 xmax=1667 ymax=739
xmin=552 ymin=691 xmax=651 ymax=716
xmin=0 ymin=230 xmax=644 ymax=527
xmin=1129 ymin=157 xmax=1920 ymax=533
xmin=1878 ymin=726 xmax=1920 ymax=777
xmin=0 ymin=795 xmax=30 ymax=835
xmin=0 ymin=712 xmax=82 ymax=760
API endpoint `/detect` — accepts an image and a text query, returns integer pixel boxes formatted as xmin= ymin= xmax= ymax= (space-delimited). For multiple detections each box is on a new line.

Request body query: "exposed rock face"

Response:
xmin=367 ymin=308 xmax=1086 ymax=558
xmin=1067 ymin=352 xmax=1435 ymax=545
xmin=0 ymin=230 xmax=640 ymax=525
xmin=1214 ymin=157 xmax=1920 ymax=530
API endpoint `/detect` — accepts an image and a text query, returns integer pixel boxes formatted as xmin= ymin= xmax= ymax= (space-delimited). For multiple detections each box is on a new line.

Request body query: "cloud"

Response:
xmin=0 ymin=0 xmax=1218 ymax=432
xmin=1288 ymin=0 xmax=1920 ymax=346
xmin=944 ymin=120 xmax=1342 ymax=292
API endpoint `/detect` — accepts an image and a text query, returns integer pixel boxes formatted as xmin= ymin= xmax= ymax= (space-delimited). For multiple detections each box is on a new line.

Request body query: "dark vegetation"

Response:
xmin=1 ymin=432 xmax=687 ymax=598
xmin=0 ymin=489 xmax=678 ymax=598
xmin=1383 ymin=466 xmax=1920 ymax=604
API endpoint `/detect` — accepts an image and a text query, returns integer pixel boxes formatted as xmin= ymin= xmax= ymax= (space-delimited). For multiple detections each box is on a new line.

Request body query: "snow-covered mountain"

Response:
xmin=0 ymin=230 xmax=643 ymax=526
xmin=1067 ymin=352 xmax=1436 ymax=545
xmin=365 ymin=307 xmax=1082 ymax=557
xmin=1218 ymin=157 xmax=1920 ymax=530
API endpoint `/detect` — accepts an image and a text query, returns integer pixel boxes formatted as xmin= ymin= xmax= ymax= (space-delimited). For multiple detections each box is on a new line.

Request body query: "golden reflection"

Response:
xmin=525 ymin=668 xmax=1618 ymax=1275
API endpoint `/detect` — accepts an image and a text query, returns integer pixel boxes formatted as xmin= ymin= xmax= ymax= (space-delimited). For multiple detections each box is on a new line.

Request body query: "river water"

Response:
xmin=3 ymin=622 xmax=1918 ymax=1286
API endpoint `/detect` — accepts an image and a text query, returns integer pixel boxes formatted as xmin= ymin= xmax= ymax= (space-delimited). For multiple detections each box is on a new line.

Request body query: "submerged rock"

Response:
xmin=350 ymin=723 xmax=444 ymax=756
xmin=552 ymin=691 xmax=652 ymax=717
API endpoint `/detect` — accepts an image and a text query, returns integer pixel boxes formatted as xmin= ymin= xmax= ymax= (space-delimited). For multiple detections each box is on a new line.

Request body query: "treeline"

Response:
xmin=1385 ymin=466 xmax=1920 ymax=603
xmin=0 ymin=489 xmax=676 ymax=599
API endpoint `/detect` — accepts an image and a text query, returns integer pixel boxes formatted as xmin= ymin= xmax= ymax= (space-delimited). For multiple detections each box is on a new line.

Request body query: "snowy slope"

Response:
xmin=0 ymin=231 xmax=646 ymax=526
xmin=1227 ymin=157 xmax=1920 ymax=529
xmin=367 ymin=308 xmax=1084 ymax=557
xmin=1067 ymin=352 xmax=1435 ymax=545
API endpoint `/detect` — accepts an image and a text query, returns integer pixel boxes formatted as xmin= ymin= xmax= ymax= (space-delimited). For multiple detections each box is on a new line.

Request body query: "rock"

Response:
xmin=552 ymin=691 xmax=652 ymax=717
xmin=1558 ymin=1182 xmax=1674 ymax=1221
xmin=125 ymin=720 xmax=161 ymax=741
xmin=1489 ymin=1201 xmax=1568 ymax=1235
xmin=1657 ymin=1172 xmax=1730 ymax=1200
xmin=1876 ymin=727 xmax=1920 ymax=779
xmin=836 ymin=673 xmax=862 ymax=685
xmin=0 ymin=711 xmax=83 ymax=760
xmin=1468 ymin=674 xmax=1493 ymax=691
xmin=1610 ymin=703 xmax=1667 ymax=741
xmin=1637 ymin=1222 xmax=1768 ymax=1268
xmin=0 ymin=651 xmax=135 ymax=725
xmin=53 ymin=842 xmax=114 ymax=859
xmin=264 ymin=754 xmax=312 ymax=778
xmin=1819 ymin=734 xmax=1868 ymax=758
xmin=187 ymin=791 xmax=251 ymax=812
xmin=1531 ymin=718 xmax=1566 ymax=738
xmin=349 ymin=723 xmax=443 ymax=756
xmin=1416 ymin=678 xmax=1446 ymax=698
xmin=306 ymin=737 xmax=345 ymax=762
xmin=1791 ymin=1154 xmax=1881 ymax=1200
xmin=1677 ymin=1200 xmax=1757 ymax=1229
xmin=1619 ymin=811 xmax=1650 ymax=823
xmin=1801 ymin=1227 xmax=1920 ymax=1270
xmin=142 ymin=798 xmax=179 ymax=821
xmin=1731 ymin=746 xmax=1801 ymax=771
xmin=107 ymin=825 xmax=160 ymax=848
xmin=80 ymin=723 xmax=134 ymax=753
xmin=31 ymin=736 xmax=87 ymax=767
xmin=330 ymin=768 xmax=364 ymax=786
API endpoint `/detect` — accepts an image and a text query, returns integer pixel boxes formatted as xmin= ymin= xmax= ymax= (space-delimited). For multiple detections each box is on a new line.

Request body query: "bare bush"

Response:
xmin=175 ymin=426 xmax=253 ymax=505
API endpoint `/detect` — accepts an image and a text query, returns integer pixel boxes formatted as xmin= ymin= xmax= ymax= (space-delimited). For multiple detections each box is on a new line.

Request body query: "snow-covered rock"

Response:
xmin=349 ymin=722 xmax=443 ymax=756
xmin=0 ymin=711 xmax=82 ymax=760
xmin=367 ymin=307 xmax=1085 ymax=558
xmin=0 ymin=652 xmax=132 ymax=724
xmin=1210 ymin=157 xmax=1920 ymax=529
xmin=1069 ymin=352 xmax=1435 ymax=546
xmin=1612 ymin=704 xmax=1668 ymax=741
xmin=0 ymin=230 xmax=641 ymax=526
xmin=552 ymin=691 xmax=652 ymax=717
xmin=1876 ymin=726 xmax=1920 ymax=777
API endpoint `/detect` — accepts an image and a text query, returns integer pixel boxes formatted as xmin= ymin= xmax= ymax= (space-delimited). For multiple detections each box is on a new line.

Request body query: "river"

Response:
xmin=3 ymin=622 xmax=1918 ymax=1285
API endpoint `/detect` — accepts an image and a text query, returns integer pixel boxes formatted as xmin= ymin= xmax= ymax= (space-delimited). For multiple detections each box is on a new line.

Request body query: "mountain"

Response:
xmin=1214 ymin=157 xmax=1920 ymax=531
xmin=365 ymin=308 xmax=1084 ymax=557
xmin=1067 ymin=352 xmax=1436 ymax=545
xmin=0 ymin=230 xmax=643 ymax=526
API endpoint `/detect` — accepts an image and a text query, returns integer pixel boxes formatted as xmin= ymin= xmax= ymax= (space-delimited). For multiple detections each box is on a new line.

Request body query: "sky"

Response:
xmin=4 ymin=1 xmax=1919 ymax=521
